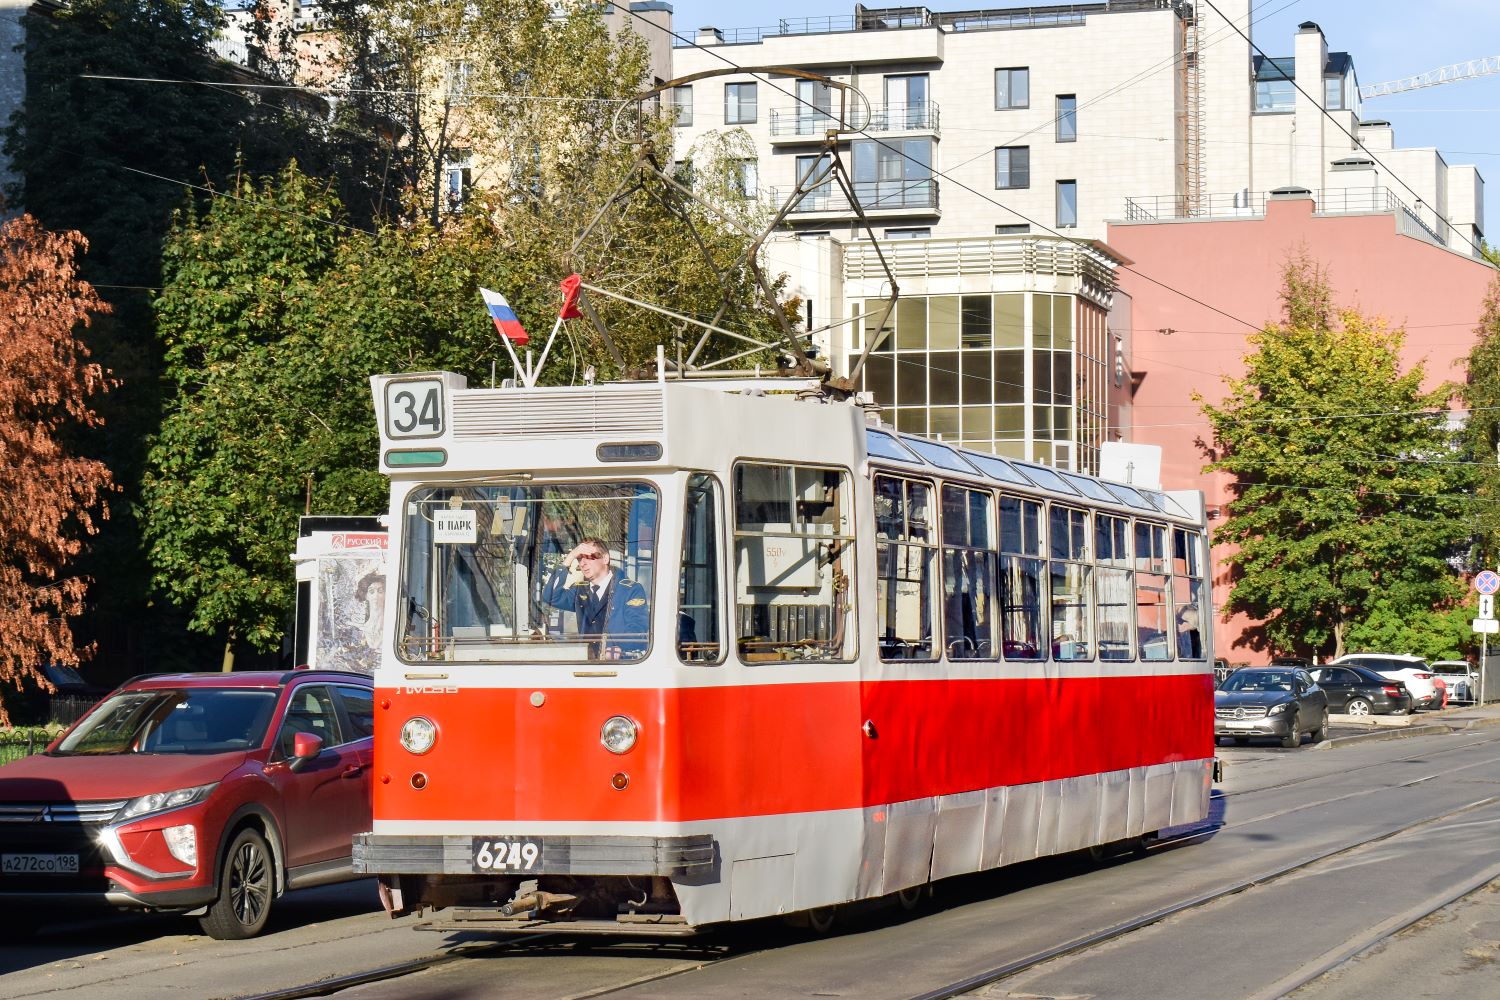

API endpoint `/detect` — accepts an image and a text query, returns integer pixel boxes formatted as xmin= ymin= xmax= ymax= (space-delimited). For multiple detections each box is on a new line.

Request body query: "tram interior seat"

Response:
xmin=737 ymin=602 xmax=834 ymax=659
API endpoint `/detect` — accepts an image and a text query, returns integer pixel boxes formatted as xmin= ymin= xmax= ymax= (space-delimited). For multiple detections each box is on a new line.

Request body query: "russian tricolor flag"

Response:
xmin=479 ymin=287 xmax=530 ymax=346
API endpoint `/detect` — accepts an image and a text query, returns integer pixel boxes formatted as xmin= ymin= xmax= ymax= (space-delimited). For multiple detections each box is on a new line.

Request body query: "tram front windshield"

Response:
xmin=400 ymin=483 xmax=658 ymax=663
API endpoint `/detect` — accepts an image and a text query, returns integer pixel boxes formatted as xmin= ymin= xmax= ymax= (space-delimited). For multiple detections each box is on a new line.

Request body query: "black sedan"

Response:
xmin=1308 ymin=665 xmax=1413 ymax=716
xmin=1214 ymin=668 xmax=1330 ymax=748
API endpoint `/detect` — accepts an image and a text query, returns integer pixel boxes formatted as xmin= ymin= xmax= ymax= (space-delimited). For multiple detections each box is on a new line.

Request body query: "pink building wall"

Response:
xmin=1108 ymin=196 xmax=1497 ymax=660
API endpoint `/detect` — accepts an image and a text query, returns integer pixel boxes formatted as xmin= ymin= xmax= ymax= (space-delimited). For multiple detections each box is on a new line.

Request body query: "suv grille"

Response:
xmin=1215 ymin=706 xmax=1268 ymax=720
xmin=0 ymin=800 xmax=127 ymax=825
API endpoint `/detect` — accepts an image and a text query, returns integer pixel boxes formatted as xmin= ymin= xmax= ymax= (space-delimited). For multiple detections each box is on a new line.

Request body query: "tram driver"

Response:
xmin=541 ymin=537 xmax=649 ymax=660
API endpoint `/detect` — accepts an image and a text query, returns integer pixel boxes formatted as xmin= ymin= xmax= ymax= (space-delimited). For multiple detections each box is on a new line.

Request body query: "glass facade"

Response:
xmin=856 ymin=292 xmax=1108 ymax=471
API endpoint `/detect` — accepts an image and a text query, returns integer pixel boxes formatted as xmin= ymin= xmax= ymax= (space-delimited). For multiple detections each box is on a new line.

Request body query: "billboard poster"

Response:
xmin=315 ymin=555 xmax=385 ymax=674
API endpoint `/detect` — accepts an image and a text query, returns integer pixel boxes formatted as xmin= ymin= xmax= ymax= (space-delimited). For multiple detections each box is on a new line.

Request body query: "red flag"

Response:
xmin=559 ymin=273 xmax=583 ymax=320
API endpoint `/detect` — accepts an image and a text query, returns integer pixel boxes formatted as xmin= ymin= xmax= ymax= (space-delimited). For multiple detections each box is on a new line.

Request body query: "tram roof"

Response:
xmin=864 ymin=427 xmax=1197 ymax=522
xmin=370 ymin=372 xmax=1202 ymax=524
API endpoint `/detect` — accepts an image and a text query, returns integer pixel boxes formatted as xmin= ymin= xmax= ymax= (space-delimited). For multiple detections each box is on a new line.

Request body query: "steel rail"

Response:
xmin=226 ymin=936 xmax=550 ymax=1000
xmin=236 ymin=733 xmax=1500 ymax=1000
xmin=907 ymin=794 xmax=1500 ymax=1000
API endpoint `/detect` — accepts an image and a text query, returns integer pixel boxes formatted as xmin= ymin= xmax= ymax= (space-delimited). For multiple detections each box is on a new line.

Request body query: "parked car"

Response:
xmin=1331 ymin=653 xmax=1439 ymax=710
xmin=1431 ymin=661 xmax=1477 ymax=704
xmin=0 ymin=670 xmax=373 ymax=940
xmin=1214 ymin=667 xmax=1329 ymax=748
xmin=1308 ymin=664 xmax=1414 ymax=716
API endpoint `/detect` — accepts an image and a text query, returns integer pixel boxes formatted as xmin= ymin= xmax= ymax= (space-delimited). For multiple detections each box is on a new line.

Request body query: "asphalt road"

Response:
xmin=2 ymin=724 xmax=1498 ymax=1000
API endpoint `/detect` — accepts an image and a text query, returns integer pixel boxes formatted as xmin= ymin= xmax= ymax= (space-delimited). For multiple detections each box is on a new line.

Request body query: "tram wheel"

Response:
xmin=896 ymin=884 xmax=926 ymax=912
xmin=806 ymin=905 xmax=837 ymax=933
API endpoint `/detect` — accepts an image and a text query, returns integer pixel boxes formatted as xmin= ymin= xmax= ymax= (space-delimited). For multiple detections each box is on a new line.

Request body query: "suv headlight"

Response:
xmin=116 ymin=783 xmax=218 ymax=823
xmin=1267 ymin=702 xmax=1292 ymax=715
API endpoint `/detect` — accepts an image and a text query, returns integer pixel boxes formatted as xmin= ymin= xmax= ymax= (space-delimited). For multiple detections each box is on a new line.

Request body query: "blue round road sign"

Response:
xmin=1477 ymin=570 xmax=1500 ymax=595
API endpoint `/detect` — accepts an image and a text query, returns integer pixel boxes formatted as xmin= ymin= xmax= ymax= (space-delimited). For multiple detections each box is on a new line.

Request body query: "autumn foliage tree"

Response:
xmin=0 ymin=217 xmax=114 ymax=722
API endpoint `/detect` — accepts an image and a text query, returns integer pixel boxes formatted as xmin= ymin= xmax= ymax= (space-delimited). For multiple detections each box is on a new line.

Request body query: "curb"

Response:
xmin=1316 ymin=724 xmax=1454 ymax=748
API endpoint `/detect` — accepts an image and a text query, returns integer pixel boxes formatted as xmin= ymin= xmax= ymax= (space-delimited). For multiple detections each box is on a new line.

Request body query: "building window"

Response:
xmin=1056 ymin=95 xmax=1077 ymax=142
xmin=995 ymin=67 xmax=1029 ymax=109
xmin=994 ymin=146 xmax=1030 ymax=189
xmin=1324 ymin=75 xmax=1344 ymax=110
xmin=731 ymin=158 xmax=758 ymax=198
xmin=794 ymin=152 xmax=833 ymax=207
xmin=852 ymin=138 xmax=934 ymax=209
xmin=445 ymin=60 xmax=472 ymax=105
xmin=884 ymin=73 xmax=929 ymax=129
xmin=884 ymin=228 xmax=931 ymax=240
xmin=796 ymin=79 xmax=834 ymax=133
xmin=1254 ymin=57 xmax=1295 ymax=112
xmin=1056 ymin=180 xmax=1077 ymax=228
xmin=725 ymin=81 xmax=757 ymax=124
xmin=671 ymin=84 xmax=693 ymax=126
xmin=443 ymin=151 xmax=472 ymax=213
xmin=995 ymin=224 xmax=1030 ymax=236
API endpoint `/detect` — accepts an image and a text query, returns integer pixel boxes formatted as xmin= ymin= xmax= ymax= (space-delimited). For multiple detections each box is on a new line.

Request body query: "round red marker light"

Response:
xmin=380 ymin=699 xmax=391 ymax=710
xmin=380 ymin=774 xmax=391 ymax=784
xmin=411 ymin=772 xmax=428 ymax=790
xmin=611 ymin=772 xmax=630 ymax=791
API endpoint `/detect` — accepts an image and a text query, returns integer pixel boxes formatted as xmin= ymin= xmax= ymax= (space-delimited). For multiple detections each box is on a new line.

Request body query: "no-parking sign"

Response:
xmin=1476 ymin=570 xmax=1500 ymax=596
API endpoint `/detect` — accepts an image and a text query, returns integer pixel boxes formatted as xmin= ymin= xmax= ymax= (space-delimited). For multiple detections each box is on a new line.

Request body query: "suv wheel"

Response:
xmin=200 ymin=828 xmax=274 ymax=940
xmin=1281 ymin=717 xmax=1301 ymax=748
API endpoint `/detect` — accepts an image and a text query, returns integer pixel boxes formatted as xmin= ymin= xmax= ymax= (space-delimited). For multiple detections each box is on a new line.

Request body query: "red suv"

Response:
xmin=0 ymin=670 xmax=372 ymax=939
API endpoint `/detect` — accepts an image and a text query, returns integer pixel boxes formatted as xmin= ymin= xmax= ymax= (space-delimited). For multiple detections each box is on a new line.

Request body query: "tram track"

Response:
xmin=907 ymin=793 xmax=1500 ymax=1000
xmin=231 ymin=733 xmax=1500 ymax=1000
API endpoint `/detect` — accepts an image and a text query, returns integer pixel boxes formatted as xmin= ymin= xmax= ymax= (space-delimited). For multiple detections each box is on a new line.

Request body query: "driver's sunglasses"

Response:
xmin=577 ymin=552 xmax=605 ymax=562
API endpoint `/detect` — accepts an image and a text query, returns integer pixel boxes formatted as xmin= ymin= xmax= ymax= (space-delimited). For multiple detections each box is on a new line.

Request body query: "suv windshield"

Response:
xmin=1219 ymin=671 xmax=1298 ymax=693
xmin=54 ymin=688 xmax=279 ymax=756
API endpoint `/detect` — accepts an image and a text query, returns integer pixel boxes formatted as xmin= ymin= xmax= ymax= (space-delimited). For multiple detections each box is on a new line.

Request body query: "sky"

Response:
xmin=664 ymin=0 xmax=1500 ymax=239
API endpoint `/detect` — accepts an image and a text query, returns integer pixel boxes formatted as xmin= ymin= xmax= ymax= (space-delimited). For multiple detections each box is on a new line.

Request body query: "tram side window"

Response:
xmin=1049 ymin=504 xmax=1092 ymax=661
xmin=942 ymin=485 xmax=997 ymax=661
xmin=875 ymin=475 xmax=937 ymax=661
xmin=1173 ymin=528 xmax=1206 ymax=660
xmin=1135 ymin=522 xmax=1172 ymax=661
xmin=999 ymin=494 xmax=1045 ymax=660
xmin=733 ymin=463 xmax=856 ymax=662
xmin=1095 ymin=514 xmax=1134 ymax=662
xmin=679 ymin=474 xmax=722 ymax=664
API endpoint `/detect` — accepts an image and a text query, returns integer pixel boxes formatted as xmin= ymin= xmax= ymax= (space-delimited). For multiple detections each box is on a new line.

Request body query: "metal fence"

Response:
xmin=0 ymin=731 xmax=47 ymax=767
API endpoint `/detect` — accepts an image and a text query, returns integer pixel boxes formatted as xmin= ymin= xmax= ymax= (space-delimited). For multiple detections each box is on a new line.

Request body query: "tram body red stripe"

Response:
xmin=374 ymin=674 xmax=1213 ymax=823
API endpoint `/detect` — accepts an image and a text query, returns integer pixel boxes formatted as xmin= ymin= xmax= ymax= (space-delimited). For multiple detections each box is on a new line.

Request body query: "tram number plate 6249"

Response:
xmin=471 ymin=838 xmax=540 ymax=872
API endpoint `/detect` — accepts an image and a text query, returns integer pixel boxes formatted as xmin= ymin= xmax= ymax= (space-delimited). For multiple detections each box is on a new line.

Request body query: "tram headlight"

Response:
xmin=600 ymin=716 xmax=638 ymax=755
xmin=399 ymin=717 xmax=438 ymax=755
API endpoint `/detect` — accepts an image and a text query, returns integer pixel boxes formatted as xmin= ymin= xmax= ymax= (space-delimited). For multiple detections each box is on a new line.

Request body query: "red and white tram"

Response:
xmin=355 ymin=369 xmax=1215 ymax=933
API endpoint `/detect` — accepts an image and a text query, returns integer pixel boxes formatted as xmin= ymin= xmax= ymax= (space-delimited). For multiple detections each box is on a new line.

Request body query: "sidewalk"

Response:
xmin=1319 ymin=700 xmax=1500 ymax=748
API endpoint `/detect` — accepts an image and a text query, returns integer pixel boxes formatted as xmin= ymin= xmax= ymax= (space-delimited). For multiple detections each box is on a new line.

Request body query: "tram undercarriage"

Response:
xmin=379 ymin=872 xmax=693 ymax=936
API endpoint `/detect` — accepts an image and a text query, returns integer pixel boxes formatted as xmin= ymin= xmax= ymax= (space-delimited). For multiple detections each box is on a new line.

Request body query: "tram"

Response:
xmin=354 ymin=368 xmax=1215 ymax=934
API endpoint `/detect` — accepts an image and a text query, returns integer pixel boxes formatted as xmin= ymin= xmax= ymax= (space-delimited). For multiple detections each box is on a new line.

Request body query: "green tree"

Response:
xmin=1459 ymin=271 xmax=1500 ymax=568
xmin=1203 ymin=257 xmax=1468 ymax=659
xmin=0 ymin=217 xmax=114 ymax=722
xmin=4 ymin=0 xmax=380 ymax=676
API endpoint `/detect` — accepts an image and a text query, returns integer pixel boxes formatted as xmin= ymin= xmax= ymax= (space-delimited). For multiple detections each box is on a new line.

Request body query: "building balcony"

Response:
xmin=1121 ymin=186 xmax=1447 ymax=246
xmin=769 ymin=102 xmax=941 ymax=144
xmin=770 ymin=179 xmax=940 ymax=219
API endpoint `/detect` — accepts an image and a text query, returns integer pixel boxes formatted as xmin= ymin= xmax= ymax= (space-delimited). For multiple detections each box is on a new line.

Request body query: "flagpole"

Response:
xmin=528 ymin=315 xmax=567 ymax=388
xmin=496 ymin=333 xmax=524 ymax=384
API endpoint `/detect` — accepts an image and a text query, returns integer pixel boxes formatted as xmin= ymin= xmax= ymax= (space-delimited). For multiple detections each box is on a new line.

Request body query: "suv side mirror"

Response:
xmin=289 ymin=731 xmax=323 ymax=772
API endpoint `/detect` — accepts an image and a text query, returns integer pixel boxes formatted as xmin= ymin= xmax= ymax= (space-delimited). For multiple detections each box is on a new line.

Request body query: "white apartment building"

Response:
xmin=666 ymin=2 xmax=1487 ymax=472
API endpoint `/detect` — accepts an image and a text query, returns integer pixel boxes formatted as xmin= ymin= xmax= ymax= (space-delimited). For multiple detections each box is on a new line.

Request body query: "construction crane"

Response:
xmin=1360 ymin=55 xmax=1500 ymax=99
